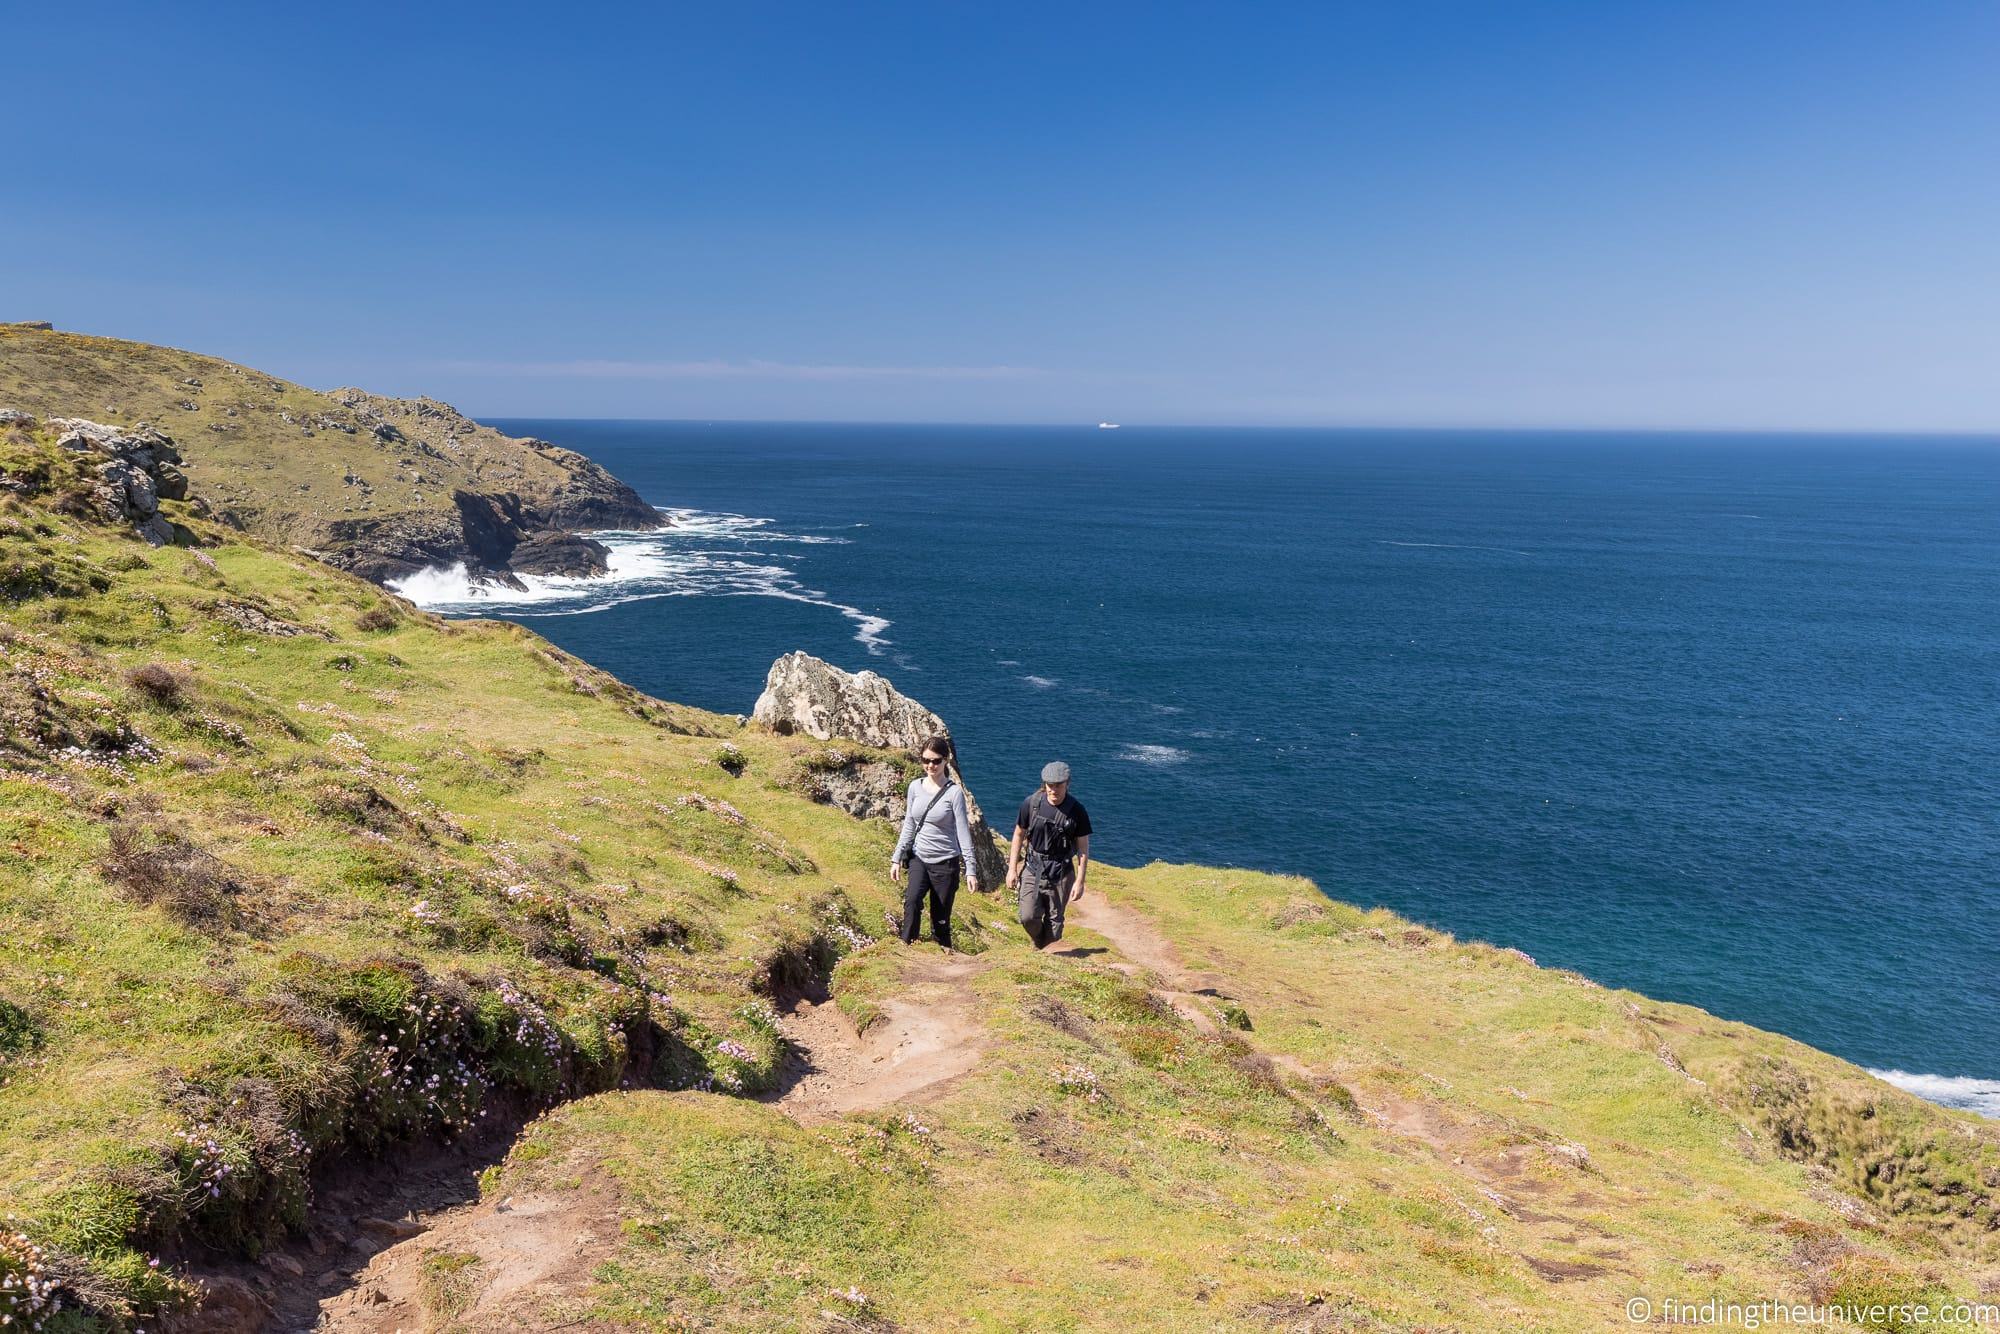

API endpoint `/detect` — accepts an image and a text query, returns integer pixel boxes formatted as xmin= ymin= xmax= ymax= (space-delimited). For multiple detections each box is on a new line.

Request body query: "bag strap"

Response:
xmin=901 ymin=780 xmax=955 ymax=865
xmin=912 ymin=778 xmax=954 ymax=831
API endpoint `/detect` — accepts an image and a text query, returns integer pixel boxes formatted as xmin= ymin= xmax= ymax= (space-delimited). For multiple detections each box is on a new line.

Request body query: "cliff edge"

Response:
xmin=0 ymin=322 xmax=662 ymax=585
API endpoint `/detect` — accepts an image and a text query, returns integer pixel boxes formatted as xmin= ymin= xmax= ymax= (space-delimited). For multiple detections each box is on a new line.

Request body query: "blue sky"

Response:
xmin=7 ymin=1 xmax=1998 ymax=429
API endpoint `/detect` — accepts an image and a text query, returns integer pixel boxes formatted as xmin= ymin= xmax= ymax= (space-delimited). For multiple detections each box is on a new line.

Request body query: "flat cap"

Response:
xmin=1041 ymin=761 xmax=1071 ymax=784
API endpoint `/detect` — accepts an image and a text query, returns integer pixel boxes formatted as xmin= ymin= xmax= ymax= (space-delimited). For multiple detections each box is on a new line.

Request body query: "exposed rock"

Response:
xmin=811 ymin=758 xmax=910 ymax=822
xmin=755 ymin=651 xmax=947 ymax=747
xmin=43 ymin=416 xmax=199 ymax=547
xmin=754 ymin=652 xmax=1009 ymax=887
xmin=510 ymin=530 xmax=612 ymax=578
xmin=162 ymin=1274 xmax=271 ymax=1333
xmin=207 ymin=599 xmax=332 ymax=639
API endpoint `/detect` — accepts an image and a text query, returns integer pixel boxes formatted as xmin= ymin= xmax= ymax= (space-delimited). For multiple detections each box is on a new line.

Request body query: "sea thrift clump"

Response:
xmin=715 ymin=1039 xmax=754 ymax=1062
xmin=409 ymin=900 xmax=443 ymax=926
xmin=52 ymin=730 xmax=159 ymax=774
xmin=738 ymin=998 xmax=782 ymax=1033
xmin=821 ymin=900 xmax=872 ymax=955
xmin=172 ymin=1124 xmax=233 ymax=1199
xmin=688 ymin=858 xmax=740 ymax=890
xmin=194 ymin=713 xmax=249 ymax=747
xmin=352 ymin=992 xmax=496 ymax=1131
xmin=494 ymin=977 xmax=566 ymax=1071
xmin=675 ymin=792 xmax=747 ymax=825
xmin=0 ymin=1225 xmax=59 ymax=1328
xmin=1053 ymin=1064 xmax=1104 ymax=1103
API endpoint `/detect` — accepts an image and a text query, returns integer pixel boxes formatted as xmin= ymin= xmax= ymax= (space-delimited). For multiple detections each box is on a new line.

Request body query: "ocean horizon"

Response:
xmin=391 ymin=420 xmax=2000 ymax=1119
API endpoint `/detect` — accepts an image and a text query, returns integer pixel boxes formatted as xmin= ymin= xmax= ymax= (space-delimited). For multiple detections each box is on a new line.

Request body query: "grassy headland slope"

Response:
xmin=0 ymin=408 xmax=1992 ymax=1330
xmin=0 ymin=323 xmax=661 ymax=584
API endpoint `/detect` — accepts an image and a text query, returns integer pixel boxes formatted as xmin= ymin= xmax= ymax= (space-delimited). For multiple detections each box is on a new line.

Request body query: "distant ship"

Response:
xmin=1097 ymin=421 xmax=1121 ymax=429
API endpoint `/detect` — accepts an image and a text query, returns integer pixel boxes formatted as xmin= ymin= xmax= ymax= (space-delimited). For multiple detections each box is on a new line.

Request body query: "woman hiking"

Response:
xmin=890 ymin=735 xmax=979 ymax=949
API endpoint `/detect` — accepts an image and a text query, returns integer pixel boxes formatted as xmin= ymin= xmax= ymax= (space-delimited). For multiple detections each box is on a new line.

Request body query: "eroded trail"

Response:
xmin=313 ymin=1145 xmax=621 ymax=1333
xmin=1069 ymin=891 xmax=1232 ymax=1035
xmin=766 ymin=953 xmax=989 ymax=1120
xmin=314 ymin=952 xmax=990 ymax=1330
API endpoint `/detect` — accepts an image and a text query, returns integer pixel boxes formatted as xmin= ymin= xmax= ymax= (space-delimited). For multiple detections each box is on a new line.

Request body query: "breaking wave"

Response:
xmin=1116 ymin=743 xmax=1191 ymax=766
xmin=1867 ymin=1068 xmax=2000 ymax=1120
xmin=385 ymin=508 xmax=890 ymax=653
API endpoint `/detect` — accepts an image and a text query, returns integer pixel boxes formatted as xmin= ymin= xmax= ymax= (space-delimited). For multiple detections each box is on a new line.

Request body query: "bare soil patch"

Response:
xmin=766 ymin=954 xmax=988 ymax=1121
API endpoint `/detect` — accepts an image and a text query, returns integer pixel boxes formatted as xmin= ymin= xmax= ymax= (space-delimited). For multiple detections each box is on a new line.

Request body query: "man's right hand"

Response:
xmin=890 ymin=860 xmax=904 ymax=884
xmin=1006 ymin=868 xmax=1021 ymax=890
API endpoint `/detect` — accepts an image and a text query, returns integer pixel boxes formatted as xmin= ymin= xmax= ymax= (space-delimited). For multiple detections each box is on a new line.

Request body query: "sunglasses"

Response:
xmin=921 ymin=755 xmax=947 ymax=766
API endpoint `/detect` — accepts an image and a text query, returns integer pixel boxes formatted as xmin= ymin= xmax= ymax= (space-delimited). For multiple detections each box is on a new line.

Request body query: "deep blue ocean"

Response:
xmin=394 ymin=423 xmax=2000 ymax=1115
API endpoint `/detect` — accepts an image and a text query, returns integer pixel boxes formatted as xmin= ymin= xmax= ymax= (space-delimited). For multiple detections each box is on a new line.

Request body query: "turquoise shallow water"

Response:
xmin=397 ymin=422 xmax=2000 ymax=1114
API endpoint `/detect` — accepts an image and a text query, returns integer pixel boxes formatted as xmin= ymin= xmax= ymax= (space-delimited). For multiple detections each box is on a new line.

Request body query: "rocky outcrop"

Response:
xmin=811 ymin=759 xmax=910 ymax=822
xmin=753 ymin=651 xmax=1009 ymax=887
xmin=45 ymin=417 xmax=204 ymax=546
xmin=0 ymin=327 xmax=663 ymax=588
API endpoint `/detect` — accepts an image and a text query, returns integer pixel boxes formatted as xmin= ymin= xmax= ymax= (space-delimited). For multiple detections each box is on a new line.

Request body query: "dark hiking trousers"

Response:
xmin=901 ymin=857 xmax=959 ymax=949
xmin=1017 ymin=856 xmax=1074 ymax=949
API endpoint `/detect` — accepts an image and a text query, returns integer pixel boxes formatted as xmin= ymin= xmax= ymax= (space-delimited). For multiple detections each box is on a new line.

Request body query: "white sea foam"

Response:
xmin=385 ymin=507 xmax=889 ymax=652
xmin=1022 ymin=675 xmax=1058 ymax=689
xmin=1116 ymin=743 xmax=1191 ymax=766
xmin=1867 ymin=1069 xmax=2000 ymax=1120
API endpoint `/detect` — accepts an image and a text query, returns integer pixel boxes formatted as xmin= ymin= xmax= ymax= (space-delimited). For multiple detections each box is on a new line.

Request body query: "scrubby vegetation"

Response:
xmin=0 ymin=407 xmax=1994 ymax=1330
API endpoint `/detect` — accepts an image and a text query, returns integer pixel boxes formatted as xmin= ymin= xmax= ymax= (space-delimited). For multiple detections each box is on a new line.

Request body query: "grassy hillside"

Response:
xmin=0 ymin=409 xmax=1994 ymax=1330
xmin=0 ymin=324 xmax=658 ymax=582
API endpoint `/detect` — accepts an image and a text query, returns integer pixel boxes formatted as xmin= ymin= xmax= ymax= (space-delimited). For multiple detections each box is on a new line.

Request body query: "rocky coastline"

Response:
xmin=0 ymin=323 xmax=663 ymax=590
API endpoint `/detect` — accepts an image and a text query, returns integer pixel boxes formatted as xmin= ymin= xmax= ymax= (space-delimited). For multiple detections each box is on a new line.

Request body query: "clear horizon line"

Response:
xmin=467 ymin=410 xmax=2000 ymax=439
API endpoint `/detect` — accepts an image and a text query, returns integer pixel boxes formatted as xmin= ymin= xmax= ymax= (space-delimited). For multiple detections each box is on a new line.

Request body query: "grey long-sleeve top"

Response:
xmin=893 ymin=778 xmax=976 ymax=878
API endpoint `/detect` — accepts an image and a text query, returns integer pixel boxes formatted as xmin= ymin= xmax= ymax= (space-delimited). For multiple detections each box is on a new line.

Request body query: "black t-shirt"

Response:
xmin=1016 ymin=791 xmax=1092 ymax=861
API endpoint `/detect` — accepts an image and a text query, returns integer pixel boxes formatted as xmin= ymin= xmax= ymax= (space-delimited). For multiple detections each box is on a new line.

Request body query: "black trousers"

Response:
xmin=901 ymin=858 xmax=960 ymax=948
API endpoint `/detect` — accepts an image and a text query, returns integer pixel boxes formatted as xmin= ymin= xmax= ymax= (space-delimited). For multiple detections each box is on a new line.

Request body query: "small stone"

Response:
xmin=357 ymin=1215 xmax=428 ymax=1241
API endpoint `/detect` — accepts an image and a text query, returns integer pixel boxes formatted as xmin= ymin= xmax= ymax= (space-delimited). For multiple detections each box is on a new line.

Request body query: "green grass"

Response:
xmin=0 ymin=412 xmax=1995 ymax=1330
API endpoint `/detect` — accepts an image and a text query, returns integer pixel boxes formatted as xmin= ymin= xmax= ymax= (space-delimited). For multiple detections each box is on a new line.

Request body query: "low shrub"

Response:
xmin=125 ymin=662 xmax=185 ymax=708
xmin=0 ymin=997 xmax=41 ymax=1056
xmin=98 ymin=822 xmax=243 ymax=928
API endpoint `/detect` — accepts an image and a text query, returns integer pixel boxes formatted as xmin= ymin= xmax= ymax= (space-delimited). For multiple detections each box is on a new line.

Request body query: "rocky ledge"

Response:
xmin=317 ymin=389 xmax=659 ymax=587
xmin=2 ymin=413 xmax=220 ymax=546
xmin=753 ymin=651 xmax=1010 ymax=887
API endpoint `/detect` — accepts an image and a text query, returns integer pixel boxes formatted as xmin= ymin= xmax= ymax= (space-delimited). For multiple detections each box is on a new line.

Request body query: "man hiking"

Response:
xmin=1008 ymin=761 xmax=1092 ymax=949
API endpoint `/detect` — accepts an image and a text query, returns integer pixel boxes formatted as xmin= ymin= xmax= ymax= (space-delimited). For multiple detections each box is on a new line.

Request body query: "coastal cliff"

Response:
xmin=0 ymin=393 xmax=1995 ymax=1330
xmin=0 ymin=323 xmax=662 ymax=586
